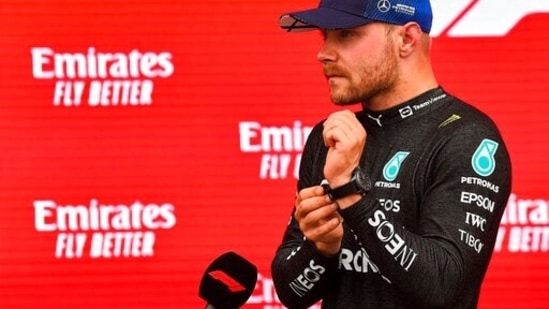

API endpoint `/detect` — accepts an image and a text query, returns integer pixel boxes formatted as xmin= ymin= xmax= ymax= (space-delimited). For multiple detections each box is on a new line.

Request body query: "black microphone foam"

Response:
xmin=199 ymin=251 xmax=258 ymax=309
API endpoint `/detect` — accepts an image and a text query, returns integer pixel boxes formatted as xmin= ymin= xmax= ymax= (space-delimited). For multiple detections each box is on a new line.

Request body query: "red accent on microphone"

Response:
xmin=208 ymin=270 xmax=246 ymax=292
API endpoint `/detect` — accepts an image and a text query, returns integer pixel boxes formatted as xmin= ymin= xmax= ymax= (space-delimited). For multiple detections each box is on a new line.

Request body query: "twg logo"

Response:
xmin=430 ymin=0 xmax=549 ymax=37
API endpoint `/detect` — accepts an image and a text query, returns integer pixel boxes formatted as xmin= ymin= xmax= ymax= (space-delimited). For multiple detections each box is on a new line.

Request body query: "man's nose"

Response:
xmin=317 ymin=41 xmax=336 ymax=63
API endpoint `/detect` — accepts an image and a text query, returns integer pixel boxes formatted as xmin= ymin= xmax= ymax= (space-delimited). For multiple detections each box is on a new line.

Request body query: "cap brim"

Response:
xmin=279 ymin=7 xmax=373 ymax=32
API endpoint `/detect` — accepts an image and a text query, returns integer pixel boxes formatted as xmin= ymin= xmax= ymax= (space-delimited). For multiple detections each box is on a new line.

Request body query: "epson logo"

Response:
xmin=431 ymin=0 xmax=549 ymax=37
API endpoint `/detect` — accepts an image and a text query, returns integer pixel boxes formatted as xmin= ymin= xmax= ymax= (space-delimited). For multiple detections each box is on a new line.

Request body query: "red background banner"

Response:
xmin=1 ymin=1 xmax=548 ymax=308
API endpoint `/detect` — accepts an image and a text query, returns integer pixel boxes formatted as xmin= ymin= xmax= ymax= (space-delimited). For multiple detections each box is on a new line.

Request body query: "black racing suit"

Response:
xmin=271 ymin=88 xmax=512 ymax=309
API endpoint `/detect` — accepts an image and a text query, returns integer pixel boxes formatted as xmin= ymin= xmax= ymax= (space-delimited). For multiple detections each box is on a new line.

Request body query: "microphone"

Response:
xmin=199 ymin=251 xmax=258 ymax=309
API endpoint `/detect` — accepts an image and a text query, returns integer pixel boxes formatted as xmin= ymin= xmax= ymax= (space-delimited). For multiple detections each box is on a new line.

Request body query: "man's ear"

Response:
xmin=399 ymin=22 xmax=423 ymax=57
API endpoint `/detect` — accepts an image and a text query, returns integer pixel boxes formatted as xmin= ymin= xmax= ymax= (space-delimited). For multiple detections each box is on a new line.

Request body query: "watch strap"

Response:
xmin=321 ymin=168 xmax=371 ymax=201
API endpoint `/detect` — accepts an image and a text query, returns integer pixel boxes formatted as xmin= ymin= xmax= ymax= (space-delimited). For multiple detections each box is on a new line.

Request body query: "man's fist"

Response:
xmin=322 ymin=110 xmax=367 ymax=187
xmin=294 ymin=186 xmax=343 ymax=257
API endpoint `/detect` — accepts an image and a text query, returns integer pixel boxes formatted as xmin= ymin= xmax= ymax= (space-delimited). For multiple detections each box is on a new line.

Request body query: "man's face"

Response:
xmin=318 ymin=23 xmax=399 ymax=106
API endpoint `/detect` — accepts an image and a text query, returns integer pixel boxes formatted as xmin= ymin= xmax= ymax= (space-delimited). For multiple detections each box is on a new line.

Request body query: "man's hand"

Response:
xmin=322 ymin=110 xmax=367 ymax=187
xmin=294 ymin=186 xmax=343 ymax=257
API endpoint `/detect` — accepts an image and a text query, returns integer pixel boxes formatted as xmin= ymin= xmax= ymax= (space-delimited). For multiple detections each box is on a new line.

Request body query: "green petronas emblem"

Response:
xmin=472 ymin=139 xmax=499 ymax=177
xmin=383 ymin=151 xmax=410 ymax=181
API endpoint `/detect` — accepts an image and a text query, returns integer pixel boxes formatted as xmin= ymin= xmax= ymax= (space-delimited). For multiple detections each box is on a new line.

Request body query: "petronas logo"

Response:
xmin=472 ymin=139 xmax=499 ymax=177
xmin=383 ymin=151 xmax=410 ymax=181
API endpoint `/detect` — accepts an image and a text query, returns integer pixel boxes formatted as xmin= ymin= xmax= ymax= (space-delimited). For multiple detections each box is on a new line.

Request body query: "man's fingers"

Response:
xmin=323 ymin=127 xmax=363 ymax=150
xmin=296 ymin=186 xmax=325 ymax=203
xmin=323 ymin=110 xmax=360 ymax=134
xmin=298 ymin=203 xmax=340 ymax=241
xmin=323 ymin=112 xmax=365 ymax=148
xmin=295 ymin=195 xmax=332 ymax=221
xmin=299 ymin=202 xmax=337 ymax=225
xmin=324 ymin=114 xmax=356 ymax=134
xmin=303 ymin=216 xmax=342 ymax=242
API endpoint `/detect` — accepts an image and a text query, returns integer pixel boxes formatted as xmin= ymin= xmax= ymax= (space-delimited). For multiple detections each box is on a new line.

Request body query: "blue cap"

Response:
xmin=279 ymin=0 xmax=432 ymax=34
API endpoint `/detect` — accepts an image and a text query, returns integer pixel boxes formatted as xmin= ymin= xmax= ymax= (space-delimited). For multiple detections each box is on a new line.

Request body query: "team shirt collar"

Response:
xmin=362 ymin=87 xmax=448 ymax=128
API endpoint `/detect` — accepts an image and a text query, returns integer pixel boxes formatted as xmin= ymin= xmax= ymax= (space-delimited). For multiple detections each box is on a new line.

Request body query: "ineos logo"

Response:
xmin=377 ymin=0 xmax=391 ymax=13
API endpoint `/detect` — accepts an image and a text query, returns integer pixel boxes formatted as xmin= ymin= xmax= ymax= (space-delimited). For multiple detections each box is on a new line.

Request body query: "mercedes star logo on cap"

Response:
xmin=378 ymin=0 xmax=391 ymax=13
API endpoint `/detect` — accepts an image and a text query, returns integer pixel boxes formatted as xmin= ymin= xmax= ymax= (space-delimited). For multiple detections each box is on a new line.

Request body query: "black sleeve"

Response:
xmin=270 ymin=123 xmax=337 ymax=308
xmin=339 ymin=122 xmax=511 ymax=307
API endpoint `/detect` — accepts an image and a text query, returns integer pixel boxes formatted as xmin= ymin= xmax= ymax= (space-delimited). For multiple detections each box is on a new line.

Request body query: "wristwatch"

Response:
xmin=321 ymin=167 xmax=371 ymax=201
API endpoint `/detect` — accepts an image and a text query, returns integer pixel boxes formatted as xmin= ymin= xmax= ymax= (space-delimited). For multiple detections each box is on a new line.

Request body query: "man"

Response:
xmin=271 ymin=0 xmax=512 ymax=308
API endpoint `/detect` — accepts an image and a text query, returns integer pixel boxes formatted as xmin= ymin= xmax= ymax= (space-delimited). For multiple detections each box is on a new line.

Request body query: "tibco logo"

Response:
xmin=430 ymin=0 xmax=549 ymax=37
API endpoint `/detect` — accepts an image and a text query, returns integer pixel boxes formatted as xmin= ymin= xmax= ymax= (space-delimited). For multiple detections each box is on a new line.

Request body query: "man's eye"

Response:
xmin=340 ymin=30 xmax=354 ymax=39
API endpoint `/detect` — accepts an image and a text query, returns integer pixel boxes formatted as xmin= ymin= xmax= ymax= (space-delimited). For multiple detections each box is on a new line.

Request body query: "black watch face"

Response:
xmin=355 ymin=169 xmax=371 ymax=191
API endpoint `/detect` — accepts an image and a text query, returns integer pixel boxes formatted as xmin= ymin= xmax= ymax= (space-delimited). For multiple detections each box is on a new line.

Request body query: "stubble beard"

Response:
xmin=330 ymin=41 xmax=399 ymax=106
